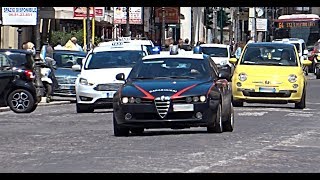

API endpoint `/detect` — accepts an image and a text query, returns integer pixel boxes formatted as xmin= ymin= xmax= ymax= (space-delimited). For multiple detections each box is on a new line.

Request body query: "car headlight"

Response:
xmin=220 ymin=60 xmax=228 ymax=66
xmin=122 ymin=97 xmax=129 ymax=104
xmin=288 ymin=74 xmax=297 ymax=83
xmin=200 ymin=96 xmax=206 ymax=102
xmin=238 ymin=73 xmax=247 ymax=81
xmin=79 ymin=78 xmax=88 ymax=85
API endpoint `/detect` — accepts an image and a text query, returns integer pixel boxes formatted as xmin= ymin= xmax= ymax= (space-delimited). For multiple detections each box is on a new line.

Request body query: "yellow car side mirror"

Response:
xmin=302 ymin=60 xmax=312 ymax=66
xmin=229 ymin=58 xmax=238 ymax=64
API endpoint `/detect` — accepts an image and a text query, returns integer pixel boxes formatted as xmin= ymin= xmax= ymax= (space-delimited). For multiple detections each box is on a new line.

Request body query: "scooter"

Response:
xmin=40 ymin=63 xmax=53 ymax=103
xmin=314 ymin=53 xmax=320 ymax=79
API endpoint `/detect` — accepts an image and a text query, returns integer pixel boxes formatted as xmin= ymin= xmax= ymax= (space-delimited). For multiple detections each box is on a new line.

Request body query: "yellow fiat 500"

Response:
xmin=229 ymin=42 xmax=312 ymax=109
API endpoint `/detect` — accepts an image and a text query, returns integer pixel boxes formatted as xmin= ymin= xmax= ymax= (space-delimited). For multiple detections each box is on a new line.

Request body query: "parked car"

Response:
xmin=230 ymin=42 xmax=312 ymax=109
xmin=0 ymin=49 xmax=40 ymax=113
xmin=112 ymin=46 xmax=234 ymax=136
xmin=53 ymin=50 xmax=87 ymax=97
xmin=199 ymin=43 xmax=234 ymax=81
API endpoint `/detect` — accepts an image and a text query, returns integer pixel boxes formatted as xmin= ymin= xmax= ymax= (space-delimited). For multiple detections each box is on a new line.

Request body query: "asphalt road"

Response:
xmin=0 ymin=75 xmax=320 ymax=173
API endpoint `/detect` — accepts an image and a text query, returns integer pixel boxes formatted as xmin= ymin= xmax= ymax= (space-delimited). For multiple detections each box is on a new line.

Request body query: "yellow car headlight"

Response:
xmin=288 ymin=74 xmax=297 ymax=83
xmin=238 ymin=73 xmax=247 ymax=81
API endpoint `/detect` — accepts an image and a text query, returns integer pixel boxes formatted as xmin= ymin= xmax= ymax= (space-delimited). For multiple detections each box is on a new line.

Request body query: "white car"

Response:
xmin=73 ymin=42 xmax=149 ymax=113
xmin=199 ymin=43 xmax=234 ymax=81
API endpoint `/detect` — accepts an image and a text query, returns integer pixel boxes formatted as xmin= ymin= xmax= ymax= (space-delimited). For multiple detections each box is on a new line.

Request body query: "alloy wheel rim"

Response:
xmin=11 ymin=92 xmax=30 ymax=111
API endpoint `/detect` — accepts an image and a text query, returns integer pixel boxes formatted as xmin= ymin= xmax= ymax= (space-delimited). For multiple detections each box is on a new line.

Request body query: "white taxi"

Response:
xmin=73 ymin=41 xmax=149 ymax=113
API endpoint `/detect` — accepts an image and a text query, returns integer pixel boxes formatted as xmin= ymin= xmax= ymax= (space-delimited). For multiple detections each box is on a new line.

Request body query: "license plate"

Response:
xmin=173 ymin=104 xmax=194 ymax=112
xmin=59 ymin=85 xmax=72 ymax=89
xmin=106 ymin=92 xmax=115 ymax=98
xmin=259 ymin=87 xmax=276 ymax=93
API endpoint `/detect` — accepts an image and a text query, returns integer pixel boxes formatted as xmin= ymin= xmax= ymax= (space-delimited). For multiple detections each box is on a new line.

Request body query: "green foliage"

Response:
xmin=50 ymin=28 xmax=102 ymax=46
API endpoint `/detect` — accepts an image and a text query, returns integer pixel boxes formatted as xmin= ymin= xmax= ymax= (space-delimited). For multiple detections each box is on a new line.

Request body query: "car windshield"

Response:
xmin=84 ymin=50 xmax=144 ymax=70
xmin=128 ymin=58 xmax=212 ymax=80
xmin=240 ymin=45 xmax=298 ymax=66
xmin=201 ymin=47 xmax=228 ymax=57
xmin=53 ymin=51 xmax=86 ymax=68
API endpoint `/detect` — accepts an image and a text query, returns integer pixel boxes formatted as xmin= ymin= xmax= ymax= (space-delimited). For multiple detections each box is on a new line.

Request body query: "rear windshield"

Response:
xmin=0 ymin=52 xmax=34 ymax=69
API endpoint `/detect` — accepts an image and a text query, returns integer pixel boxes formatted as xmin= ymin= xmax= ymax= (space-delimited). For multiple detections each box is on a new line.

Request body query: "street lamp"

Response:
xmin=162 ymin=7 xmax=166 ymax=49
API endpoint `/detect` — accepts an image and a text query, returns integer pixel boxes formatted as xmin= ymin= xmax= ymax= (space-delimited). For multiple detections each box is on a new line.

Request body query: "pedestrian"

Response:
xmin=235 ymin=41 xmax=244 ymax=59
xmin=54 ymin=40 xmax=64 ymax=50
xmin=247 ymin=36 xmax=254 ymax=44
xmin=178 ymin=38 xmax=184 ymax=49
xmin=182 ymin=38 xmax=192 ymax=51
xmin=64 ymin=37 xmax=83 ymax=51
xmin=22 ymin=42 xmax=36 ymax=55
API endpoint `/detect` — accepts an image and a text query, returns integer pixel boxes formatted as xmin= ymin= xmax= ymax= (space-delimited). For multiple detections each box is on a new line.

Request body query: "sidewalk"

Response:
xmin=0 ymin=97 xmax=71 ymax=113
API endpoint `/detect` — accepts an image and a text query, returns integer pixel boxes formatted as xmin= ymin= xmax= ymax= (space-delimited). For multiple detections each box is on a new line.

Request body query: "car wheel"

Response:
xmin=232 ymin=99 xmax=243 ymax=107
xmin=7 ymin=89 xmax=37 ymax=113
xmin=207 ymin=103 xmax=223 ymax=133
xmin=76 ymin=102 xmax=94 ymax=113
xmin=316 ymin=68 xmax=320 ymax=79
xmin=295 ymin=89 xmax=306 ymax=109
xmin=223 ymin=104 xmax=234 ymax=132
xmin=113 ymin=114 xmax=129 ymax=137
xmin=130 ymin=128 xmax=144 ymax=135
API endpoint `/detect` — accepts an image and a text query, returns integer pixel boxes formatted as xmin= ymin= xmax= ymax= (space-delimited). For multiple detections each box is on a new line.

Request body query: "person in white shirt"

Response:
xmin=54 ymin=41 xmax=65 ymax=50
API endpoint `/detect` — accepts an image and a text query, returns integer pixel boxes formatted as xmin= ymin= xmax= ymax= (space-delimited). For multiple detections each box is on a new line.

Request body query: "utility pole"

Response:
xmin=17 ymin=27 xmax=23 ymax=49
xmin=125 ymin=7 xmax=130 ymax=37
xmin=220 ymin=7 xmax=223 ymax=44
xmin=35 ymin=7 xmax=41 ymax=52
xmin=86 ymin=7 xmax=91 ymax=52
xmin=161 ymin=7 xmax=166 ymax=49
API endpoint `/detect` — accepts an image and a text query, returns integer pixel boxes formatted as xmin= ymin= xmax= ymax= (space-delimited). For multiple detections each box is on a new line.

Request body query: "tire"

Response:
xmin=113 ymin=115 xmax=129 ymax=137
xmin=295 ymin=89 xmax=306 ymax=109
xmin=316 ymin=68 xmax=320 ymax=79
xmin=232 ymin=99 xmax=243 ymax=107
xmin=76 ymin=102 xmax=94 ymax=113
xmin=223 ymin=104 xmax=234 ymax=132
xmin=207 ymin=104 xmax=223 ymax=133
xmin=7 ymin=89 xmax=37 ymax=113
xmin=130 ymin=128 xmax=144 ymax=135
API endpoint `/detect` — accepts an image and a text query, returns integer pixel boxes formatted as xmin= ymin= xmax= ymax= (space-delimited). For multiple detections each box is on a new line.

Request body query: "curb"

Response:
xmin=0 ymin=100 xmax=71 ymax=113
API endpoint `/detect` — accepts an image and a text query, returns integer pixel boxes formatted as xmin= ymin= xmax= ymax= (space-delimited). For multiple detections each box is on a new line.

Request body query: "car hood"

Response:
xmin=55 ymin=68 xmax=80 ymax=77
xmin=121 ymin=79 xmax=213 ymax=98
xmin=234 ymin=65 xmax=303 ymax=77
xmin=80 ymin=68 xmax=132 ymax=84
xmin=209 ymin=57 xmax=231 ymax=66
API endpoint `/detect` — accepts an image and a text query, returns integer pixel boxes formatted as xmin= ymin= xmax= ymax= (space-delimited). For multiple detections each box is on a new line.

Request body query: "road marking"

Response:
xmin=237 ymin=112 xmax=268 ymax=116
xmin=185 ymin=130 xmax=317 ymax=173
xmin=285 ymin=113 xmax=313 ymax=117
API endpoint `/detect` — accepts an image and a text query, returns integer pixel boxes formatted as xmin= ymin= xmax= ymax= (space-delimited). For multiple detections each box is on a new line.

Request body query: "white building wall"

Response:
xmin=180 ymin=7 xmax=191 ymax=41
xmin=0 ymin=26 xmax=18 ymax=49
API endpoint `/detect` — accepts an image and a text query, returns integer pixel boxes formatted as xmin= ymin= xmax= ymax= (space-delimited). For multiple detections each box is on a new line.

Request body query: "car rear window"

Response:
xmin=0 ymin=52 xmax=34 ymax=70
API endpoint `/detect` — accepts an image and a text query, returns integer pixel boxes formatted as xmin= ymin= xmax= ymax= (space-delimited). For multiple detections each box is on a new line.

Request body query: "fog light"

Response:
xmin=293 ymin=84 xmax=298 ymax=89
xmin=80 ymin=96 xmax=93 ymax=101
xmin=236 ymin=82 xmax=242 ymax=87
xmin=195 ymin=112 xmax=202 ymax=119
xmin=125 ymin=113 xmax=132 ymax=120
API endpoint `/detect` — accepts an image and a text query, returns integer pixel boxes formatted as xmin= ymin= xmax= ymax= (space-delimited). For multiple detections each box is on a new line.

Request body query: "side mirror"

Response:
xmin=303 ymin=49 xmax=308 ymax=55
xmin=218 ymin=71 xmax=230 ymax=80
xmin=76 ymin=58 xmax=83 ymax=66
xmin=302 ymin=60 xmax=312 ymax=66
xmin=229 ymin=58 xmax=238 ymax=64
xmin=72 ymin=64 xmax=81 ymax=71
xmin=116 ymin=73 xmax=126 ymax=81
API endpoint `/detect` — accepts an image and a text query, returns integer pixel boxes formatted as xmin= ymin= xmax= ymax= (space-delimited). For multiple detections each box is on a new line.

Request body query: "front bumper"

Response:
xmin=114 ymin=99 xmax=219 ymax=128
xmin=76 ymin=84 xmax=116 ymax=107
xmin=54 ymin=84 xmax=76 ymax=97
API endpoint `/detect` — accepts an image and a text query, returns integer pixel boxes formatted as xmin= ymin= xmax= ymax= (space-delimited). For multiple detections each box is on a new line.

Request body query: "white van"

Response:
xmin=272 ymin=38 xmax=308 ymax=59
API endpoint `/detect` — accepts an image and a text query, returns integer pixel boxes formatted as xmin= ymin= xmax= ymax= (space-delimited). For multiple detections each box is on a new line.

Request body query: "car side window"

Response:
xmin=0 ymin=54 xmax=10 ymax=68
xmin=208 ymin=59 xmax=219 ymax=78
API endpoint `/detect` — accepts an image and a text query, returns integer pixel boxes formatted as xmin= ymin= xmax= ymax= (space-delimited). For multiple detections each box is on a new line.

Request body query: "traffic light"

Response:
xmin=205 ymin=7 xmax=214 ymax=29
xmin=224 ymin=8 xmax=231 ymax=26
xmin=217 ymin=9 xmax=226 ymax=28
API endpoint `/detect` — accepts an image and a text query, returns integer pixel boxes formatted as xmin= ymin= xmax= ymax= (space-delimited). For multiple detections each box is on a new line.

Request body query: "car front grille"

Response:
xmin=94 ymin=83 xmax=122 ymax=91
xmin=154 ymin=96 xmax=170 ymax=118
xmin=56 ymin=76 xmax=77 ymax=85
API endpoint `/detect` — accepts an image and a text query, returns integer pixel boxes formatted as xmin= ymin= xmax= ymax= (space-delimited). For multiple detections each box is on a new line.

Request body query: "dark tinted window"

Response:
xmin=128 ymin=58 xmax=212 ymax=80
xmin=0 ymin=52 xmax=34 ymax=69
xmin=201 ymin=47 xmax=228 ymax=57
xmin=84 ymin=50 xmax=144 ymax=70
